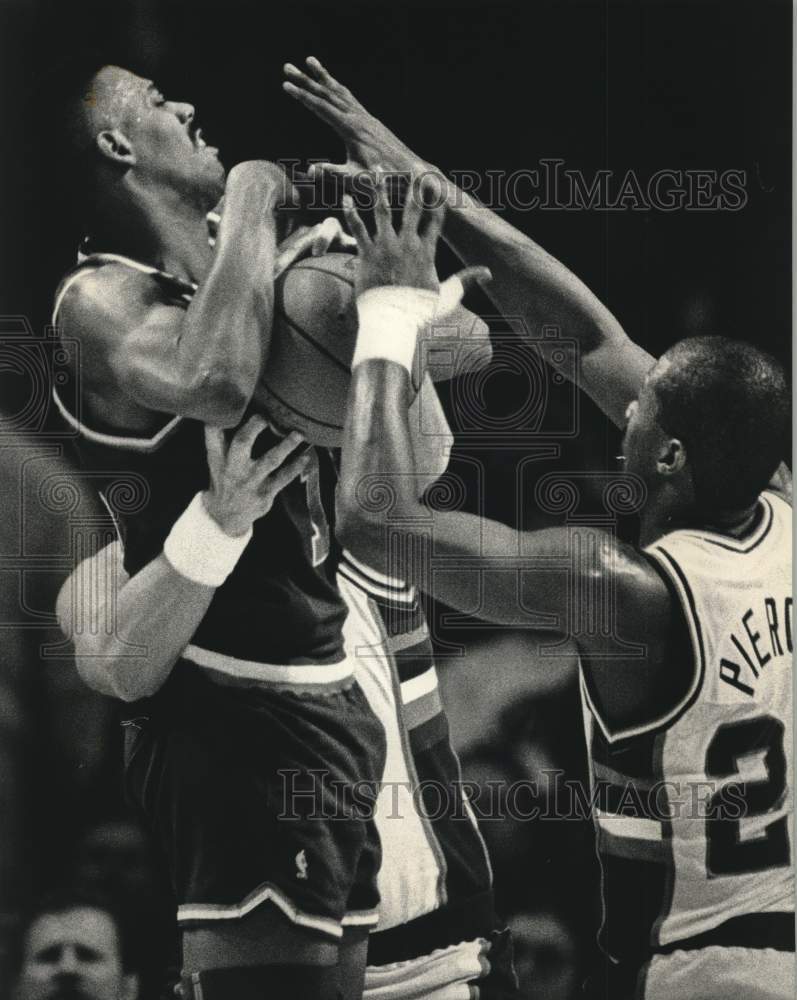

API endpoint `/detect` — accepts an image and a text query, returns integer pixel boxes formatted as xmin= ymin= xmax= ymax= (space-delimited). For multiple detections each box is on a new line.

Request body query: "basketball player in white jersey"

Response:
xmin=282 ymin=60 xmax=794 ymax=1000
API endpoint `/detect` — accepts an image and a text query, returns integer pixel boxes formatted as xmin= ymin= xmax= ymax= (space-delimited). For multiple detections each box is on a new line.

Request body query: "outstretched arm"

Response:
xmin=337 ymin=181 xmax=681 ymax=738
xmin=283 ymin=59 xmax=653 ymax=427
xmin=340 ymin=356 xmax=597 ymax=628
xmin=57 ymin=419 xmax=308 ymax=701
xmin=336 ymin=180 xmax=663 ymax=629
xmin=285 ymin=58 xmax=793 ymax=496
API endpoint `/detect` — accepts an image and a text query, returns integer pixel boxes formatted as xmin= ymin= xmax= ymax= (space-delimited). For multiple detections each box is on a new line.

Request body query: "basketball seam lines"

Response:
xmin=271 ymin=304 xmax=352 ymax=375
xmin=262 ymin=380 xmax=343 ymax=431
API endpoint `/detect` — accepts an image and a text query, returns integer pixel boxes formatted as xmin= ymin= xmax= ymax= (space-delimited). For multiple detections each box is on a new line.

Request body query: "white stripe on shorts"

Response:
xmin=182 ymin=643 xmax=353 ymax=685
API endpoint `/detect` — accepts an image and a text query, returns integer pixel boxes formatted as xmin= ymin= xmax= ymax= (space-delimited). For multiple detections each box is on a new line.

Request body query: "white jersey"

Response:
xmin=335 ymin=551 xmax=495 ymax=943
xmin=581 ymin=490 xmax=793 ymax=962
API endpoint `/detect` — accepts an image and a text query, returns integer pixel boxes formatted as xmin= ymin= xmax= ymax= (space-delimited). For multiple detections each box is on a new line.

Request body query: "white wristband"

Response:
xmin=352 ymin=287 xmax=437 ymax=373
xmin=352 ymin=277 xmax=467 ymax=374
xmin=163 ymin=492 xmax=252 ymax=587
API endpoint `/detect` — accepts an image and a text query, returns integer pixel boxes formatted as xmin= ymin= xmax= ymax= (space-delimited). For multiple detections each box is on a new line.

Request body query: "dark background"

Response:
xmin=1 ymin=0 xmax=791 ymax=524
xmin=1 ymin=0 xmax=791 ymax=364
xmin=0 ymin=1 xmax=791 ymax=997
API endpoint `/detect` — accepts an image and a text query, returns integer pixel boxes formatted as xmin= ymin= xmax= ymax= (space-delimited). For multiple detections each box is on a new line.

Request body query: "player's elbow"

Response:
xmin=336 ymin=471 xmax=424 ymax=562
xmin=184 ymin=368 xmax=255 ymax=427
xmin=335 ymin=509 xmax=382 ymax=557
xmin=108 ymin=674 xmax=159 ymax=703
xmin=70 ymin=628 xmax=165 ymax=702
xmin=74 ymin=653 xmax=163 ymax=702
xmin=72 ymin=653 xmax=126 ymax=700
xmin=335 ymin=491 xmax=385 ymax=559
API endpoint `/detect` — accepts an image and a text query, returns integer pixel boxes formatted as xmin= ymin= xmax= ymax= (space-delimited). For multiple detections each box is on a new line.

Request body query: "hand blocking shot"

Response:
xmin=300 ymin=58 xmax=794 ymax=1000
xmin=47 ymin=49 xmax=792 ymax=1000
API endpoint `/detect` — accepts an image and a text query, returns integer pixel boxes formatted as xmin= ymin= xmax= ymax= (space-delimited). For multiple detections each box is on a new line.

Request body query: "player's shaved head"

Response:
xmin=65 ymin=65 xmax=144 ymax=157
xmin=60 ymin=63 xmax=224 ymax=233
xmin=61 ymin=65 xmax=142 ymax=224
xmin=649 ymin=336 xmax=789 ymax=511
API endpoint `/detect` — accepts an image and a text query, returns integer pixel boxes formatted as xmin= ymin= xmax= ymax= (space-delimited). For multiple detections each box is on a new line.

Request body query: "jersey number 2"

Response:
xmin=705 ymin=715 xmax=790 ymax=877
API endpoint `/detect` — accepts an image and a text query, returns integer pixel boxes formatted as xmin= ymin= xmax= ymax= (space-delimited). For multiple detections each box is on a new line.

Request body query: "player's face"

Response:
xmin=109 ymin=68 xmax=226 ymax=207
xmin=14 ymin=909 xmax=135 ymax=1000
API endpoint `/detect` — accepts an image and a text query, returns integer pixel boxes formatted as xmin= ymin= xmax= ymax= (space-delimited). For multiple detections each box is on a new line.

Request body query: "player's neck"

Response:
xmin=641 ymin=497 xmax=760 ymax=547
xmin=700 ymin=502 xmax=761 ymax=538
xmin=95 ymin=182 xmax=214 ymax=284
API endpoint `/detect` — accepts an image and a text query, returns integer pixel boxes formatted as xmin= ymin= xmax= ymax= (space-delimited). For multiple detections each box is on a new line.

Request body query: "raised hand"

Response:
xmin=282 ymin=57 xmax=427 ymax=186
xmin=342 ymin=175 xmax=490 ymax=302
xmin=342 ymin=175 xmax=442 ymax=296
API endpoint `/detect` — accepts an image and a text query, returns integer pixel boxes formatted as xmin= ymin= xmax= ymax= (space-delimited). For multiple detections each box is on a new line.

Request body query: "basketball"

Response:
xmin=253 ymin=252 xmax=492 ymax=446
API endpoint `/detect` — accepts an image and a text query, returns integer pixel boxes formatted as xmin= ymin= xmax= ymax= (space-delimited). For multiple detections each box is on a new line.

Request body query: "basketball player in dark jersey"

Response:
xmin=59 ymin=453 xmax=520 ymax=1000
xmin=54 ymin=64 xmax=518 ymax=1000
xmin=283 ymin=61 xmax=794 ymax=1000
xmin=52 ymin=64 xmax=389 ymax=1000
xmin=57 ymin=361 xmax=520 ymax=997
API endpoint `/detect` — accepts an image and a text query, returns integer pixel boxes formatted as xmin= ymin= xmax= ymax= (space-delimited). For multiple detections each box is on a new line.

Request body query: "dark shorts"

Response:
xmin=123 ymin=659 xmax=387 ymax=941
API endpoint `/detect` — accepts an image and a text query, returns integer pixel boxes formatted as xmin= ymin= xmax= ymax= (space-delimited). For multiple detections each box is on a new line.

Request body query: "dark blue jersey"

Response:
xmin=53 ymin=253 xmax=347 ymax=669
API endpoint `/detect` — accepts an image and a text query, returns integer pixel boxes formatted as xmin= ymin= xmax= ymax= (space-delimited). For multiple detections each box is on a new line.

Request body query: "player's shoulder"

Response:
xmin=561 ymin=530 xmax=673 ymax=655
xmin=599 ymin=534 xmax=667 ymax=592
xmin=57 ymin=262 xmax=164 ymax=342
xmin=607 ymin=537 xmax=673 ymax=639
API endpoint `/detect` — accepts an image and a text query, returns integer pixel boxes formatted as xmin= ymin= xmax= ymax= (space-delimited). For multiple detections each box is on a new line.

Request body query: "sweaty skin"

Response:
xmin=335 ymin=175 xmax=787 ymax=737
xmin=281 ymin=60 xmax=791 ymax=731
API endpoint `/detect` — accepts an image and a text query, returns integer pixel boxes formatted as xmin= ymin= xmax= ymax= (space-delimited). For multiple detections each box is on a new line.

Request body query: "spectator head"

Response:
xmin=12 ymin=889 xmax=138 ymax=1000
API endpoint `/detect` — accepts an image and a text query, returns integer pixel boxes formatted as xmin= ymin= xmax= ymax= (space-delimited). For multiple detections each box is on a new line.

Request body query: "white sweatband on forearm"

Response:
xmin=352 ymin=286 xmax=438 ymax=373
xmin=352 ymin=276 xmax=467 ymax=374
xmin=163 ymin=492 xmax=252 ymax=587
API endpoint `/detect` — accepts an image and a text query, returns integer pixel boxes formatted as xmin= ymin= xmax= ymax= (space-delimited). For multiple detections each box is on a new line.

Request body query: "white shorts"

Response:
xmin=639 ymin=946 xmax=796 ymax=1000
xmin=364 ymin=938 xmax=490 ymax=1000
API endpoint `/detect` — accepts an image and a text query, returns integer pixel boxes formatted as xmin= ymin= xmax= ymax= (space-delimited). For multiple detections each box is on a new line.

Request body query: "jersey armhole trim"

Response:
xmin=581 ymin=547 xmax=706 ymax=744
xmin=97 ymin=491 xmax=125 ymax=551
xmin=52 ymin=387 xmax=183 ymax=452
xmin=764 ymin=488 xmax=792 ymax=516
xmin=51 ymin=256 xmax=186 ymax=452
